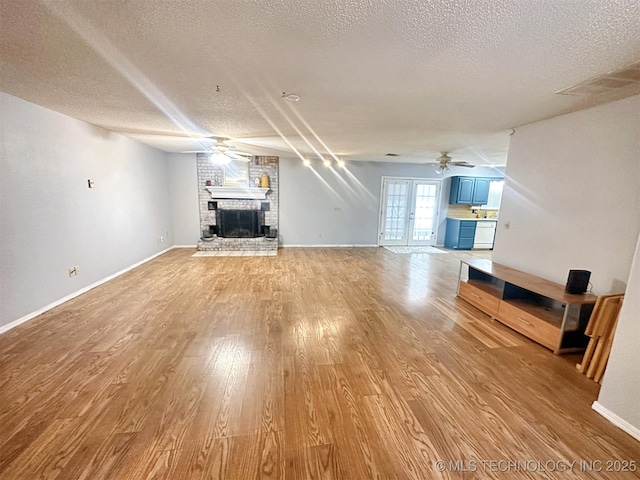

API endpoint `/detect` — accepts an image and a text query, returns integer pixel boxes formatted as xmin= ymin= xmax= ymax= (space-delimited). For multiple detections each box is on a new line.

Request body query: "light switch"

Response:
xmin=88 ymin=179 xmax=95 ymax=188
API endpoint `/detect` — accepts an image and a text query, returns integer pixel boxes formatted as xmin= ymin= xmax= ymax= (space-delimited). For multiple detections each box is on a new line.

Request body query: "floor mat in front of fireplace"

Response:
xmin=192 ymin=250 xmax=277 ymax=257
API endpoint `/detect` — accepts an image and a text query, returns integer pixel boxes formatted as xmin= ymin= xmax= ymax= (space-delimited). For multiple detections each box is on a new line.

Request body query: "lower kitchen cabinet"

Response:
xmin=444 ymin=218 xmax=476 ymax=250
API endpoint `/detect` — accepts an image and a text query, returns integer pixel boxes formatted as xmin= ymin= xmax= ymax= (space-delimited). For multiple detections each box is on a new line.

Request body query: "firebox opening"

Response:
xmin=216 ymin=209 xmax=264 ymax=238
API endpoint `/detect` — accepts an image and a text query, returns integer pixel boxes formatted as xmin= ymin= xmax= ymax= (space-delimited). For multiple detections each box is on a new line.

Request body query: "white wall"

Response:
xmin=167 ymin=153 xmax=199 ymax=245
xmin=493 ymin=95 xmax=640 ymax=295
xmin=279 ymin=158 xmax=503 ymax=246
xmin=0 ymin=92 xmax=173 ymax=328
xmin=596 ymin=233 xmax=640 ymax=437
xmin=493 ymin=95 xmax=640 ymax=438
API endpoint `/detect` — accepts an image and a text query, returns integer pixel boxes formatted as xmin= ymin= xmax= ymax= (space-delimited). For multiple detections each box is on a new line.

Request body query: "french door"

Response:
xmin=379 ymin=178 xmax=441 ymax=246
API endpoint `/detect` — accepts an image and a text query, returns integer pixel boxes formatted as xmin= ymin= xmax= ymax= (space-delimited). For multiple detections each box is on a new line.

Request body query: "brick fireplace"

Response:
xmin=196 ymin=154 xmax=278 ymax=252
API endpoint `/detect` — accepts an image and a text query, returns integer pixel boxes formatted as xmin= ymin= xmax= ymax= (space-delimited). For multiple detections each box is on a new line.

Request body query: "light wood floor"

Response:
xmin=1 ymin=248 xmax=638 ymax=479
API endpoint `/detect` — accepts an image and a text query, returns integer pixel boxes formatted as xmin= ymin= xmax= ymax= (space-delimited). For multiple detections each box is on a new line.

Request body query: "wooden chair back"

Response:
xmin=577 ymin=293 xmax=624 ymax=383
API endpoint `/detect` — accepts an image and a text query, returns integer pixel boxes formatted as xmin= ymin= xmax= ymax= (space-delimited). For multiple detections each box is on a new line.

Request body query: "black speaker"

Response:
xmin=565 ymin=269 xmax=590 ymax=294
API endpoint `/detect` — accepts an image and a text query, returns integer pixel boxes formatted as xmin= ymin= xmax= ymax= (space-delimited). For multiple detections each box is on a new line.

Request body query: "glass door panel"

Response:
xmin=380 ymin=179 xmax=410 ymax=245
xmin=409 ymin=181 xmax=439 ymax=245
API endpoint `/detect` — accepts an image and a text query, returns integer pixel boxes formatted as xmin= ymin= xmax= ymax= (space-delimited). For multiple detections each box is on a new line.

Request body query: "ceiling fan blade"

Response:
xmin=452 ymin=163 xmax=475 ymax=168
xmin=226 ymin=152 xmax=252 ymax=162
xmin=181 ymin=150 xmax=251 ymax=162
xmin=230 ymin=152 xmax=253 ymax=158
xmin=225 ymin=137 xmax=296 ymax=157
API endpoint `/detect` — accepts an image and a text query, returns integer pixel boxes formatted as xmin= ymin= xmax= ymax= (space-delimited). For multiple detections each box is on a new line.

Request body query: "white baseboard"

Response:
xmin=281 ymin=244 xmax=378 ymax=248
xmin=592 ymin=401 xmax=640 ymax=442
xmin=0 ymin=246 xmax=175 ymax=335
xmin=172 ymin=245 xmax=197 ymax=248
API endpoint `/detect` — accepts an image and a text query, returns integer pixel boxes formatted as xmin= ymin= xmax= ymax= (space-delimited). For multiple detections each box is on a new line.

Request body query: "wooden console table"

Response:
xmin=457 ymin=259 xmax=598 ymax=354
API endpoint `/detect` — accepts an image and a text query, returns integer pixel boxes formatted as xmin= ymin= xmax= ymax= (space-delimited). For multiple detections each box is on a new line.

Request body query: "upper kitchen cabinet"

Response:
xmin=449 ymin=176 xmax=499 ymax=205
xmin=472 ymin=178 xmax=490 ymax=205
xmin=450 ymin=177 xmax=475 ymax=204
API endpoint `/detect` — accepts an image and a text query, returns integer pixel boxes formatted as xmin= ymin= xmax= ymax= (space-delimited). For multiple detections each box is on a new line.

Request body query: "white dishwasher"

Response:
xmin=473 ymin=221 xmax=497 ymax=249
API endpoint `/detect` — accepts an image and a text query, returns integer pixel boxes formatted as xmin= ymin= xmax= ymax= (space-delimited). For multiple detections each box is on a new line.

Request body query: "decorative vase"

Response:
xmin=260 ymin=174 xmax=270 ymax=188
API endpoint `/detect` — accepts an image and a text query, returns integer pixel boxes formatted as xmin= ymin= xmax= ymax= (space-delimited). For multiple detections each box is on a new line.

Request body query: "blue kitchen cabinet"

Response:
xmin=449 ymin=177 xmax=493 ymax=205
xmin=449 ymin=177 xmax=475 ymax=204
xmin=445 ymin=219 xmax=477 ymax=250
xmin=472 ymin=178 xmax=491 ymax=205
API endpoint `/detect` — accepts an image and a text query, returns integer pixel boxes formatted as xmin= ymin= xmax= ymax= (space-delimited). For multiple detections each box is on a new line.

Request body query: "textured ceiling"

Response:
xmin=1 ymin=0 xmax=639 ymax=165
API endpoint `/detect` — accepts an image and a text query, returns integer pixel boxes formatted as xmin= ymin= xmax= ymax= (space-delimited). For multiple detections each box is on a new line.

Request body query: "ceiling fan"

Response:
xmin=430 ymin=152 xmax=475 ymax=175
xmin=114 ymin=129 xmax=270 ymax=163
xmin=182 ymin=139 xmax=254 ymax=164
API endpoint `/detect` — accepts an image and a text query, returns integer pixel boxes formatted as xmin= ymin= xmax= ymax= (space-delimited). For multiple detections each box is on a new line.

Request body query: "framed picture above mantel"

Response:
xmin=222 ymin=160 xmax=249 ymax=186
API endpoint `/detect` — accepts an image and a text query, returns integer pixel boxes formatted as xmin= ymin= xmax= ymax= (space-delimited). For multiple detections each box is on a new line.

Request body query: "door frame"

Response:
xmin=377 ymin=176 xmax=443 ymax=247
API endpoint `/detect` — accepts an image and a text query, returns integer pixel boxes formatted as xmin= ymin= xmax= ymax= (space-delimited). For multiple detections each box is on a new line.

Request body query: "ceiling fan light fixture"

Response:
xmin=210 ymin=151 xmax=233 ymax=165
xmin=435 ymin=164 xmax=450 ymax=175
xmin=303 ymin=158 xmax=311 ymax=167
xmin=323 ymin=158 xmax=331 ymax=167
xmin=337 ymin=158 xmax=345 ymax=168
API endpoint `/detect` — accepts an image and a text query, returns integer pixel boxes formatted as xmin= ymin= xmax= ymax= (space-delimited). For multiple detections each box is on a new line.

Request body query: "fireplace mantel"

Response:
xmin=205 ymin=186 xmax=270 ymax=200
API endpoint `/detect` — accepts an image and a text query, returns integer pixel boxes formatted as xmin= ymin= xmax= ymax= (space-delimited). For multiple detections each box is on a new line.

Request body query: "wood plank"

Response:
xmin=0 ymin=248 xmax=638 ymax=479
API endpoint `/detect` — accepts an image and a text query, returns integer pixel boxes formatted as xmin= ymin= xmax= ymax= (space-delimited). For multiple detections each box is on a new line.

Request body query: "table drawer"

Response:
xmin=496 ymin=301 xmax=559 ymax=350
xmin=458 ymin=281 xmax=500 ymax=317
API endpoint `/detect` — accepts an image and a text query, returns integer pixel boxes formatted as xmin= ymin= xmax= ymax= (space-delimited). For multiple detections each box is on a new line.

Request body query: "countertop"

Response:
xmin=447 ymin=217 xmax=498 ymax=222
